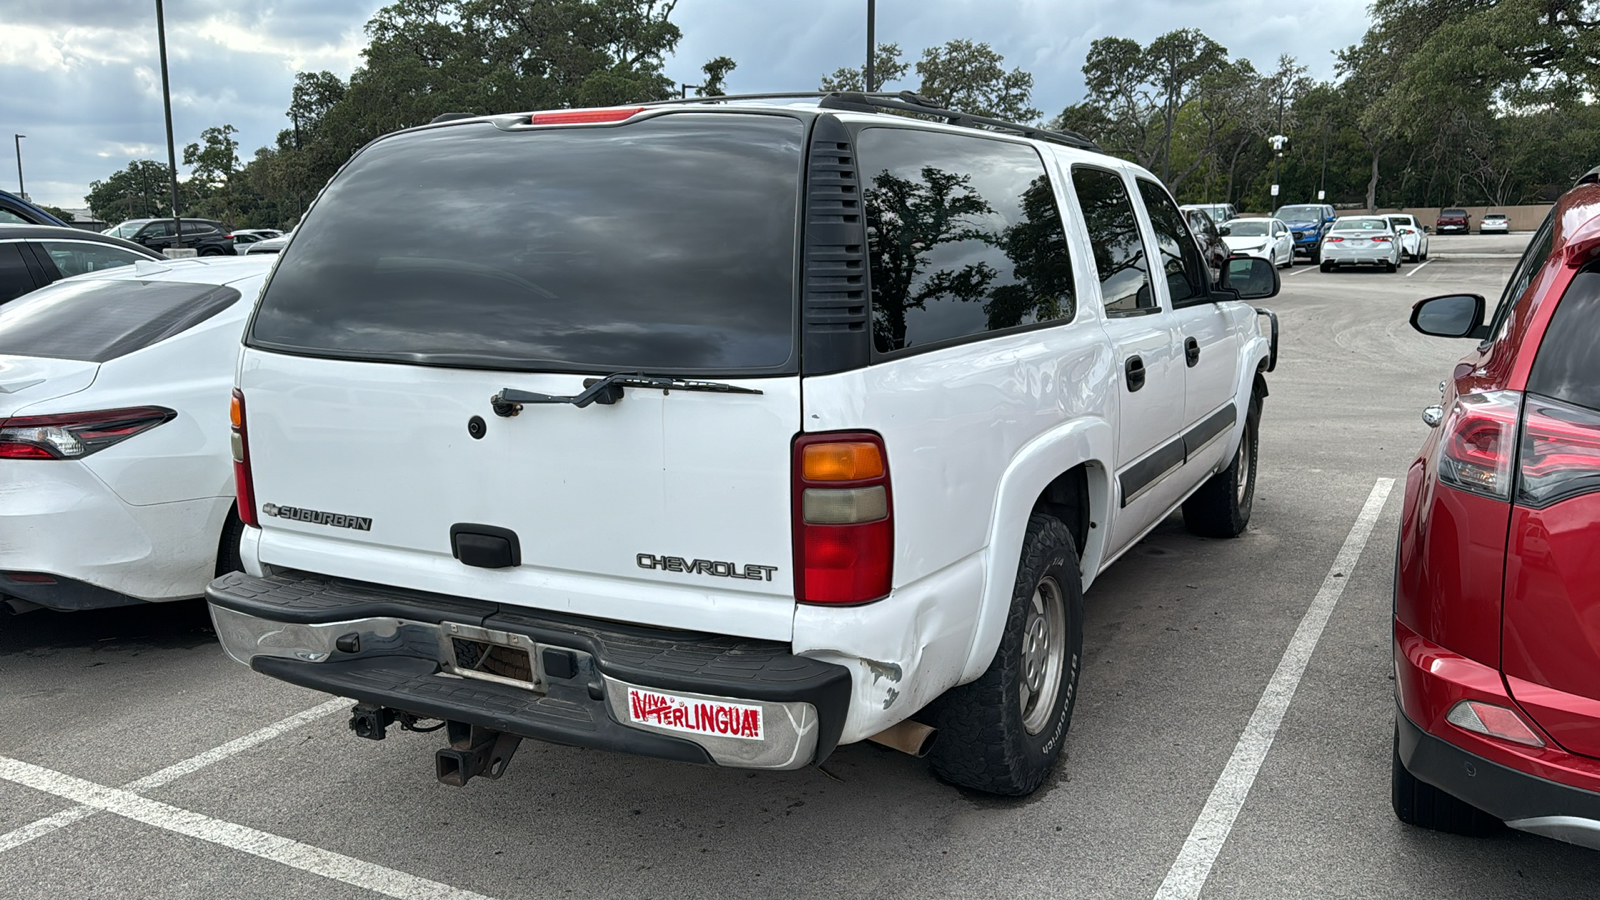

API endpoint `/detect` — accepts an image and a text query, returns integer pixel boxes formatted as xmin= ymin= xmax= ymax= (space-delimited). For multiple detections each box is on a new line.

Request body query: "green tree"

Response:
xmin=697 ymin=55 xmax=736 ymax=96
xmin=820 ymin=42 xmax=910 ymax=91
xmin=39 ymin=205 xmax=73 ymax=223
xmin=914 ymin=39 xmax=1040 ymax=121
xmin=182 ymin=124 xmax=240 ymax=189
xmin=86 ymin=160 xmax=178 ymax=223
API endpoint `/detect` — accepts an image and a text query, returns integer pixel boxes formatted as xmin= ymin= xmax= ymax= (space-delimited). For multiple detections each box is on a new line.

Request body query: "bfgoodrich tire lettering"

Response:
xmin=1182 ymin=387 xmax=1261 ymax=538
xmin=924 ymin=514 xmax=1084 ymax=796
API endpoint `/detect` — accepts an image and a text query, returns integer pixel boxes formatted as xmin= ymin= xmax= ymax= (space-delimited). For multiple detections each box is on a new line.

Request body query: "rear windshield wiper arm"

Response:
xmin=491 ymin=373 xmax=762 ymax=416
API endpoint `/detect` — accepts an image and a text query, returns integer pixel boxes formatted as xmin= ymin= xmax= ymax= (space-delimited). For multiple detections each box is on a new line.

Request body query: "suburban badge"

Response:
xmin=261 ymin=503 xmax=373 ymax=531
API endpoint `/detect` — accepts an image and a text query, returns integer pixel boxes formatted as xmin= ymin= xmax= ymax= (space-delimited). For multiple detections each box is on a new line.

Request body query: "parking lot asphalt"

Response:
xmin=5 ymin=231 xmax=1595 ymax=899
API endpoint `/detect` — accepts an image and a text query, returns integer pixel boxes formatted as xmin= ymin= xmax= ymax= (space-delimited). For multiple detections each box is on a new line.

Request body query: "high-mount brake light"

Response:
xmin=792 ymin=433 xmax=892 ymax=605
xmin=1436 ymin=391 xmax=1522 ymax=501
xmin=1446 ymin=700 xmax=1545 ymax=747
xmin=230 ymin=389 xmax=259 ymax=528
xmin=529 ymin=107 xmax=644 ymax=126
xmin=1518 ymin=395 xmax=1600 ymax=508
xmin=0 ymin=407 xmax=175 ymax=460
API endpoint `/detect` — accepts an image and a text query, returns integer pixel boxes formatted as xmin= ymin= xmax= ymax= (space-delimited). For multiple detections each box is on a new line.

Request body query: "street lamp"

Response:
xmin=155 ymin=0 xmax=182 ymax=249
xmin=12 ymin=134 xmax=23 ymax=199
xmin=865 ymin=0 xmax=876 ymax=92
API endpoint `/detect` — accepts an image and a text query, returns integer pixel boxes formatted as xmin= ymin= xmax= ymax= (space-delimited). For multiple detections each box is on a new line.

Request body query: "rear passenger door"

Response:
xmin=1070 ymin=166 xmax=1186 ymax=552
xmin=1137 ymin=178 xmax=1240 ymax=472
xmin=0 ymin=242 xmax=46 ymax=305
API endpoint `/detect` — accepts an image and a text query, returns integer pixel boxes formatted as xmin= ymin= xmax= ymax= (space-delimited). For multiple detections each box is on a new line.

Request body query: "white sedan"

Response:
xmin=1220 ymin=217 xmax=1294 ymax=268
xmin=1319 ymin=216 xmax=1404 ymax=272
xmin=1383 ymin=214 xmax=1430 ymax=262
xmin=0 ymin=256 xmax=272 ymax=613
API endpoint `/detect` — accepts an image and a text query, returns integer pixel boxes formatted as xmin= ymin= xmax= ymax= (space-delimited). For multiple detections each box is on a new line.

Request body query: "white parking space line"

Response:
xmin=1405 ymin=260 xmax=1433 ymax=277
xmin=0 ymin=757 xmax=498 ymax=900
xmin=1153 ymin=478 xmax=1395 ymax=900
xmin=0 ymin=698 xmax=345 ymax=855
xmin=1283 ymin=265 xmax=1317 ymax=276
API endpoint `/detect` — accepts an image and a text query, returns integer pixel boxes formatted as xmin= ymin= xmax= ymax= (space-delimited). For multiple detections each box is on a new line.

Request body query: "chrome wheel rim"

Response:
xmin=1020 ymin=576 xmax=1067 ymax=735
xmin=1235 ymin=419 xmax=1252 ymax=506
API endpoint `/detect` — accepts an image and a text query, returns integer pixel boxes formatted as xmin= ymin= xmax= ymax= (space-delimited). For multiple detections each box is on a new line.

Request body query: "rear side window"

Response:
xmin=0 ymin=210 xmax=27 ymax=225
xmin=1136 ymin=179 xmax=1206 ymax=304
xmin=1072 ymin=167 xmax=1152 ymax=314
xmin=38 ymin=241 xmax=147 ymax=278
xmin=0 ymin=279 xmax=239 ymax=362
xmin=0 ymin=243 xmax=37 ymax=304
xmin=857 ymin=128 xmax=1075 ymax=354
xmin=1527 ymin=267 xmax=1600 ymax=411
xmin=249 ymin=113 xmax=805 ymax=374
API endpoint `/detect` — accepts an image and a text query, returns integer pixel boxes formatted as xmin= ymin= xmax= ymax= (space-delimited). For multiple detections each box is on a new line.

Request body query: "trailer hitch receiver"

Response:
xmin=435 ymin=720 xmax=522 ymax=786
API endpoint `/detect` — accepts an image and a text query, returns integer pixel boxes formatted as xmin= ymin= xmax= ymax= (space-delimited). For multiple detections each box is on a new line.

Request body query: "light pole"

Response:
xmin=12 ymin=134 xmax=22 ymax=199
xmin=155 ymin=0 xmax=182 ymax=249
xmin=865 ymin=0 xmax=876 ymax=92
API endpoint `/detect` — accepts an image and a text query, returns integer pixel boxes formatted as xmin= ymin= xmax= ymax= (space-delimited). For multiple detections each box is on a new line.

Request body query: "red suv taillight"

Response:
xmin=230 ymin=389 xmax=258 ymax=528
xmin=1436 ymin=391 xmax=1522 ymax=500
xmin=0 ymin=407 xmax=175 ymax=459
xmin=1518 ymin=394 xmax=1600 ymax=508
xmin=792 ymin=432 xmax=892 ymax=605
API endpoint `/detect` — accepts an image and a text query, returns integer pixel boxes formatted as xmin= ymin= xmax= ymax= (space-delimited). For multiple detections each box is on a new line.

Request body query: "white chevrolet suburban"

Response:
xmin=207 ymin=92 xmax=1280 ymax=796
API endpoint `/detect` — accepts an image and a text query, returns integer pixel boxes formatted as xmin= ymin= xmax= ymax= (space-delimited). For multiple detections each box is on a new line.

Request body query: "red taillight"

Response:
xmin=2 ymin=572 xmax=56 ymax=584
xmin=1372 ymin=236 xmax=1391 ymax=243
xmin=793 ymin=432 xmax=892 ymax=605
xmin=529 ymin=107 xmax=644 ymax=125
xmin=1437 ymin=391 xmax=1522 ymax=500
xmin=1324 ymin=236 xmax=1343 ymax=243
xmin=231 ymin=389 xmax=258 ymax=528
xmin=0 ymin=407 xmax=175 ymax=459
xmin=1518 ymin=395 xmax=1600 ymax=508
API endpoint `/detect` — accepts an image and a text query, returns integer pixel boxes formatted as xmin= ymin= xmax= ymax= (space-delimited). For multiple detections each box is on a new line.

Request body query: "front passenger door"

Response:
xmin=1136 ymin=179 xmax=1241 ymax=475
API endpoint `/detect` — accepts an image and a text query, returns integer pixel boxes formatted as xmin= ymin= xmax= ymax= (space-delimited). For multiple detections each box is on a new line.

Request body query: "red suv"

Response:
xmin=1395 ymin=182 xmax=1600 ymax=849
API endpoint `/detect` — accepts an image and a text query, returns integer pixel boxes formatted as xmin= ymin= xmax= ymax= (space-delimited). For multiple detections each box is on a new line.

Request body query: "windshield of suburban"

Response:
xmin=248 ymin=113 xmax=805 ymax=374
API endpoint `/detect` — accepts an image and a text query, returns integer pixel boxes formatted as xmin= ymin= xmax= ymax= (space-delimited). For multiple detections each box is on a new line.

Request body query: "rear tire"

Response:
xmin=1320 ymin=261 xmax=1332 ymax=273
xmin=1391 ymin=725 xmax=1501 ymax=836
xmin=1182 ymin=387 xmax=1261 ymax=538
xmin=215 ymin=509 xmax=245 ymax=576
xmin=1385 ymin=259 xmax=1397 ymax=272
xmin=925 ymin=514 xmax=1084 ymax=797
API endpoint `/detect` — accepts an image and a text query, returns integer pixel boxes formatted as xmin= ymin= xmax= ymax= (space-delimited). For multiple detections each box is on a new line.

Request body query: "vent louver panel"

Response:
xmin=802 ymin=115 xmax=869 ymax=375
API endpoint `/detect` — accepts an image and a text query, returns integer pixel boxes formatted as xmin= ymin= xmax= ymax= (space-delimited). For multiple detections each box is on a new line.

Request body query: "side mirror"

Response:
xmin=1411 ymin=293 xmax=1488 ymax=339
xmin=1218 ymin=224 xmax=1232 ymax=236
xmin=1422 ymin=225 xmax=1432 ymax=233
xmin=1219 ymin=255 xmax=1280 ymax=300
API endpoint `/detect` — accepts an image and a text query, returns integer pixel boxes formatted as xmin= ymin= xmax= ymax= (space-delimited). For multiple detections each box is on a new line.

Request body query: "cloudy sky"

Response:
xmin=0 ymin=0 xmax=1371 ymax=211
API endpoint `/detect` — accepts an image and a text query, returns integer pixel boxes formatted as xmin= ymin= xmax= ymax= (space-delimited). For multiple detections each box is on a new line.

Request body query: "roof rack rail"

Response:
xmin=641 ymin=90 xmax=1100 ymax=152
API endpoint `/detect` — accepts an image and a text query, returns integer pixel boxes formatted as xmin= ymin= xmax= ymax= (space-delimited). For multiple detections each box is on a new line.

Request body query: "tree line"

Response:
xmin=82 ymin=0 xmax=1600 ymax=228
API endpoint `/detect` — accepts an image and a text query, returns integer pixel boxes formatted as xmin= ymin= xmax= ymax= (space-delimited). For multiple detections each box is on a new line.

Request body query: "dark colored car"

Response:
xmin=0 ymin=190 xmax=70 ymax=228
xmin=0 ymin=224 xmax=163 ymax=305
xmin=1395 ymin=181 xmax=1600 ymax=851
xmin=1274 ymin=203 xmax=1336 ymax=262
xmin=1181 ymin=206 xmax=1229 ymax=283
xmin=104 ymin=218 xmax=235 ymax=256
xmin=1435 ymin=208 xmax=1471 ymax=234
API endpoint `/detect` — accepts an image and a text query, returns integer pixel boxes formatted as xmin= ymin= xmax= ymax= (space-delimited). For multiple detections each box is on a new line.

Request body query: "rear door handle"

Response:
xmin=1125 ymin=355 xmax=1146 ymax=392
xmin=1184 ymin=337 xmax=1200 ymax=367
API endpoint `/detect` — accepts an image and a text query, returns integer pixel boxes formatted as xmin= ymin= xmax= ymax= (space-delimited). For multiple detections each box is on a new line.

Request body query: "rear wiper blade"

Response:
xmin=491 ymin=373 xmax=762 ymax=416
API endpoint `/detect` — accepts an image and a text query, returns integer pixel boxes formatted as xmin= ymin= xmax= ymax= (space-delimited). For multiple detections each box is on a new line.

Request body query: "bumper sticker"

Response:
xmin=627 ymin=687 xmax=764 ymax=741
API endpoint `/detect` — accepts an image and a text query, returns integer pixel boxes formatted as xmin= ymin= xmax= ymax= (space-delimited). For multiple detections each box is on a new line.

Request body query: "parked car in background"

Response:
xmin=0 ymin=223 xmax=162 ymax=305
xmin=1384 ymin=214 xmax=1430 ymax=262
xmin=1274 ymin=203 xmax=1337 ymax=263
xmin=1181 ymin=206 xmax=1229 ymax=283
xmin=1480 ymin=213 xmax=1510 ymax=234
xmin=241 ymin=231 xmax=290 ymax=255
xmin=1436 ymin=208 xmax=1472 ymax=234
xmin=1219 ymin=216 xmax=1294 ymax=268
xmin=1182 ymin=202 xmax=1237 ymax=225
xmin=206 ymin=95 xmax=1281 ymax=798
xmin=226 ymin=229 xmax=283 ymax=248
xmin=0 ymin=255 xmax=273 ymax=614
xmin=103 ymin=218 xmax=235 ymax=256
xmin=0 ymin=190 xmax=71 ymax=227
xmin=1320 ymin=216 xmax=1404 ymax=272
xmin=1394 ymin=182 xmax=1600 ymax=852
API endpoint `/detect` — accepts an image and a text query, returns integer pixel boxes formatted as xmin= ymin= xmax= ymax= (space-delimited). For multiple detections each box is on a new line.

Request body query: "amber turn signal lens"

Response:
xmin=229 ymin=394 xmax=243 ymax=428
xmin=802 ymin=442 xmax=885 ymax=481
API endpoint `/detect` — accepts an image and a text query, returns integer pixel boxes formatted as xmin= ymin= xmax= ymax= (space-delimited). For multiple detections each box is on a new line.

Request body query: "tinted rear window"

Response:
xmin=248 ymin=113 xmax=805 ymax=374
xmin=1527 ymin=268 xmax=1600 ymax=411
xmin=0 ymin=278 xmax=240 ymax=362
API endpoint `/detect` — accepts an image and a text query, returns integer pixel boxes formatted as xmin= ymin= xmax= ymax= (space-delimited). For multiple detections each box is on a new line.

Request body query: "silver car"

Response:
xmin=1319 ymin=216 xmax=1403 ymax=272
xmin=1480 ymin=213 xmax=1511 ymax=234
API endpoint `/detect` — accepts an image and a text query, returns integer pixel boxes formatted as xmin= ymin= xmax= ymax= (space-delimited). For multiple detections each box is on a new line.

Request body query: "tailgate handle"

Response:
xmin=450 ymin=524 xmax=521 ymax=569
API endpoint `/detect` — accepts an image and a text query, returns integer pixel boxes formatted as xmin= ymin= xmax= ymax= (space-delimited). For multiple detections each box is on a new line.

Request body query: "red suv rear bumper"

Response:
xmin=1395 ymin=618 xmax=1600 ymax=847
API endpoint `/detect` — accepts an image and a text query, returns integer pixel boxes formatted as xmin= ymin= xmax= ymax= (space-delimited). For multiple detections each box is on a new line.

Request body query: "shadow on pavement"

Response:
xmin=0 ymin=598 xmax=217 ymax=656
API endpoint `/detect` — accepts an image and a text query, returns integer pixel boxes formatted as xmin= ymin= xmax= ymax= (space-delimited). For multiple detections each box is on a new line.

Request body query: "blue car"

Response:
xmin=1274 ymin=203 xmax=1336 ymax=262
xmin=0 ymin=189 xmax=70 ymax=228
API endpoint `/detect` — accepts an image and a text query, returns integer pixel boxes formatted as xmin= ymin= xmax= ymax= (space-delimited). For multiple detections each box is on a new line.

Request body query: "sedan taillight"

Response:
xmin=0 ymin=407 xmax=175 ymax=459
xmin=792 ymin=432 xmax=893 ymax=605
